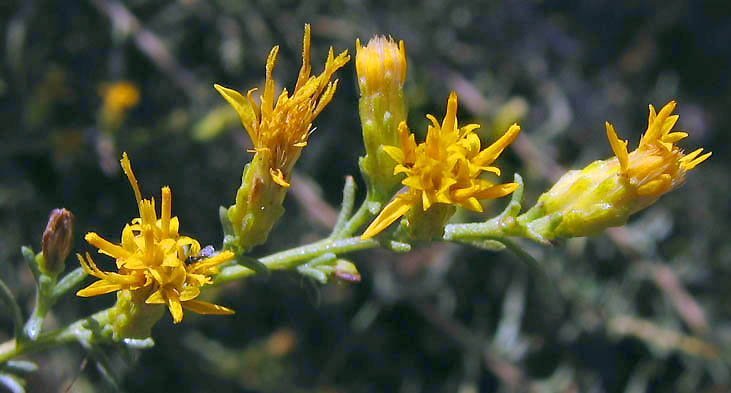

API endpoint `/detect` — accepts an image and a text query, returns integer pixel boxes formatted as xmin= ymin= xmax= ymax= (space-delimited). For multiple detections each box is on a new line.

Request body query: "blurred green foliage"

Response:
xmin=1 ymin=0 xmax=729 ymax=392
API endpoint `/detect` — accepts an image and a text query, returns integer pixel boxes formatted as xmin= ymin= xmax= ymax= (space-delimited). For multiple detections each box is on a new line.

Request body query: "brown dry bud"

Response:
xmin=41 ymin=208 xmax=74 ymax=276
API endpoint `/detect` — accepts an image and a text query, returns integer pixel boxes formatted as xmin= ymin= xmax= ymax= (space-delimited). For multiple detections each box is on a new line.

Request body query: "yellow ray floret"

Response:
xmin=214 ymin=24 xmax=350 ymax=188
xmin=77 ymin=153 xmax=234 ymax=323
xmin=604 ymin=100 xmax=711 ymax=197
xmin=361 ymin=92 xmax=520 ymax=239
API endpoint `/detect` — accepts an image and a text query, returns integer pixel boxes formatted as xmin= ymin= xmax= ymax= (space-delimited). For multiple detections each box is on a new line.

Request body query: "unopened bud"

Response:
xmin=520 ymin=101 xmax=710 ymax=239
xmin=334 ymin=259 xmax=361 ymax=283
xmin=355 ymin=36 xmax=407 ymax=97
xmin=41 ymin=208 xmax=74 ymax=276
xmin=356 ymin=36 xmax=409 ymax=201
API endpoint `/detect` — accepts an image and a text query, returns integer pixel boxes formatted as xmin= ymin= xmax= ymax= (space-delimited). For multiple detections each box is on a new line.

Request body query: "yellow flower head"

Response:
xmin=361 ymin=92 xmax=521 ymax=239
xmin=215 ymin=24 xmax=350 ymax=188
xmin=529 ymin=100 xmax=711 ymax=239
xmin=77 ymin=153 xmax=234 ymax=324
xmin=355 ymin=36 xmax=407 ymax=96
xmin=100 ymin=81 xmax=140 ymax=115
xmin=605 ymin=100 xmax=711 ymax=197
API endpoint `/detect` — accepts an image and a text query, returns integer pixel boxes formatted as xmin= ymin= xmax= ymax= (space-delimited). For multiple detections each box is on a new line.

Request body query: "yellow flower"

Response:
xmin=605 ymin=100 xmax=710 ymax=197
xmin=100 ymin=81 xmax=140 ymax=115
xmin=214 ymin=24 xmax=350 ymax=188
xmin=527 ymin=100 xmax=711 ymax=239
xmin=361 ymin=92 xmax=521 ymax=240
xmin=77 ymin=153 xmax=234 ymax=324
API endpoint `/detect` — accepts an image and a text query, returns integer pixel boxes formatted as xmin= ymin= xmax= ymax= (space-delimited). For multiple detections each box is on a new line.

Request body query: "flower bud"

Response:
xmin=40 ymin=208 xmax=74 ymax=277
xmin=355 ymin=36 xmax=407 ymax=97
xmin=356 ymin=36 xmax=409 ymax=201
xmin=334 ymin=259 xmax=361 ymax=283
xmin=521 ymin=101 xmax=710 ymax=239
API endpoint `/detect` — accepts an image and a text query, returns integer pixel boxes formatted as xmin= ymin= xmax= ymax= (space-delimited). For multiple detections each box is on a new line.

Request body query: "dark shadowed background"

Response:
xmin=1 ymin=0 xmax=729 ymax=392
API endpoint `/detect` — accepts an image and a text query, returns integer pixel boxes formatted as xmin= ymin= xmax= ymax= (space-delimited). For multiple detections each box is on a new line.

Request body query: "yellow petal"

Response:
xmin=294 ymin=24 xmax=312 ymax=92
xmin=662 ymin=131 xmax=688 ymax=143
xmin=458 ymin=197 xmax=483 ymax=212
xmin=85 ymin=232 xmax=131 ymax=259
xmin=636 ymin=173 xmax=672 ymax=197
xmin=179 ymin=286 xmax=201 ymax=302
xmin=422 ymin=189 xmax=433 ymax=211
xmin=214 ymin=83 xmax=259 ymax=143
xmin=120 ymin=152 xmax=142 ymax=205
xmin=661 ymin=115 xmax=679 ymax=137
xmin=640 ymin=100 xmax=675 ymax=147
xmin=76 ymin=280 xmax=124 ymax=297
xmin=441 ymin=92 xmax=458 ymax=133
xmin=474 ymin=124 xmax=520 ymax=166
xmin=605 ymin=122 xmax=629 ymax=174
xmin=270 ymin=168 xmax=291 ymax=187
xmin=680 ymin=149 xmax=711 ymax=171
xmin=361 ymin=196 xmax=413 ymax=240
xmin=182 ymin=299 xmax=235 ymax=315
xmin=145 ymin=290 xmax=166 ymax=304
xmin=382 ymin=145 xmax=405 ymax=163
xmin=165 ymin=288 xmax=184 ymax=323
xmin=471 ymin=182 xmax=519 ymax=200
xmin=161 ymin=186 xmax=171 ymax=237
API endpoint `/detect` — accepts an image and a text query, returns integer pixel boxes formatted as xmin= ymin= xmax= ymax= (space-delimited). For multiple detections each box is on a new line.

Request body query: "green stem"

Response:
xmin=215 ymin=236 xmax=379 ymax=285
xmin=332 ymin=195 xmax=379 ymax=239
xmin=443 ymin=213 xmax=553 ymax=246
xmin=443 ymin=217 xmax=513 ymax=241
xmin=0 ymin=318 xmax=86 ymax=364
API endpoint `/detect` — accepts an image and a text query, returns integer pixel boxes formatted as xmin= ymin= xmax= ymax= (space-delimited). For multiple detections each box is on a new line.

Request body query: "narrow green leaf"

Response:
xmin=219 ymin=206 xmax=234 ymax=238
xmin=51 ymin=268 xmax=87 ymax=299
xmin=2 ymin=361 xmax=38 ymax=375
xmin=331 ymin=176 xmax=356 ymax=237
xmin=20 ymin=247 xmax=40 ymax=283
xmin=235 ymin=254 xmax=269 ymax=276
xmin=0 ymin=373 xmax=25 ymax=393
xmin=297 ymin=266 xmax=328 ymax=284
xmin=0 ymin=278 xmax=24 ymax=341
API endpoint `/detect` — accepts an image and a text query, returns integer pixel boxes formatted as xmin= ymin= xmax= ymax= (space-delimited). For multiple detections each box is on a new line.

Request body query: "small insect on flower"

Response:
xmin=77 ymin=153 xmax=235 ymax=325
xmin=186 ymin=245 xmax=215 ymax=264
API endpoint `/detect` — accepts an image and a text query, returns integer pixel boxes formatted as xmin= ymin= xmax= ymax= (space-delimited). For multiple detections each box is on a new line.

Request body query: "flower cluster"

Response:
xmin=77 ymin=153 xmax=234 ymax=324
xmin=362 ymin=92 xmax=520 ymax=240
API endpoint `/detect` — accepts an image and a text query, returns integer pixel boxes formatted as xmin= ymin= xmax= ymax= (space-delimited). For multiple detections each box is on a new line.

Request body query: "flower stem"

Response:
xmin=215 ymin=236 xmax=379 ymax=285
xmin=0 ymin=318 xmax=87 ymax=364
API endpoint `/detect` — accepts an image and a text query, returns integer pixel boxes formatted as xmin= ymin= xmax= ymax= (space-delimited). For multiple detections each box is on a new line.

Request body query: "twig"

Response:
xmin=88 ymin=0 xmax=200 ymax=99
xmin=289 ymin=172 xmax=339 ymax=229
